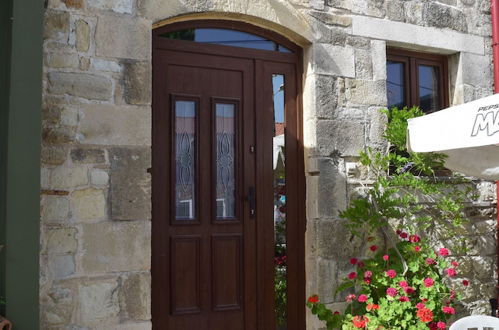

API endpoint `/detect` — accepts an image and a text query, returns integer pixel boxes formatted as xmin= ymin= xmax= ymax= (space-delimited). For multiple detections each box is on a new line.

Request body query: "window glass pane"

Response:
xmin=418 ymin=65 xmax=440 ymax=113
xmin=272 ymin=74 xmax=287 ymax=329
xmin=160 ymin=28 xmax=293 ymax=53
xmin=216 ymin=103 xmax=236 ymax=218
xmin=387 ymin=61 xmax=405 ymax=109
xmin=175 ymin=100 xmax=196 ymax=220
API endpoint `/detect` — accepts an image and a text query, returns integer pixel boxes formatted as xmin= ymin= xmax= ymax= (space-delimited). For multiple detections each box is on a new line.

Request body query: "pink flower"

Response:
xmin=426 ymin=258 xmax=436 ymax=265
xmin=383 ymin=254 xmax=389 ymax=261
xmin=386 ymin=287 xmax=398 ymax=297
xmin=437 ymin=322 xmax=446 ymax=329
xmin=346 ymin=294 xmax=356 ymax=302
xmin=369 ymin=245 xmax=378 ymax=252
xmin=350 ymin=258 xmax=358 ymax=265
xmin=358 ymin=294 xmax=368 ymax=303
xmin=450 ymin=290 xmax=456 ymax=299
xmin=348 ymin=272 xmax=357 ymax=280
xmin=416 ymin=302 xmax=426 ymax=309
xmin=414 ymin=246 xmax=421 ymax=252
xmin=438 ymin=248 xmax=449 ymax=256
xmin=364 ymin=271 xmax=373 ymax=278
xmin=442 ymin=306 xmax=455 ymax=315
xmin=409 ymin=234 xmax=420 ymax=243
xmin=451 ymin=261 xmax=459 ymax=267
xmin=386 ymin=269 xmax=397 ymax=279
xmin=400 ymin=232 xmax=408 ymax=239
xmin=462 ymin=280 xmax=469 ymax=286
xmin=404 ymin=287 xmax=415 ymax=294
xmin=424 ymin=278 xmax=434 ymax=288
xmin=399 ymin=296 xmax=410 ymax=302
xmin=446 ymin=268 xmax=457 ymax=277
xmin=399 ymin=281 xmax=408 ymax=287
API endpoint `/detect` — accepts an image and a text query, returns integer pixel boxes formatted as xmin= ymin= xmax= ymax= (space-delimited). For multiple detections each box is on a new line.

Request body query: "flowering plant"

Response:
xmin=307 ymin=107 xmax=475 ymax=329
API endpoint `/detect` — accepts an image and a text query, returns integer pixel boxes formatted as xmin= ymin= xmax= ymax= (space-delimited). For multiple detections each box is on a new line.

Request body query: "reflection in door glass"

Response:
xmin=418 ymin=65 xmax=439 ymax=113
xmin=215 ymin=103 xmax=236 ymax=218
xmin=175 ymin=100 xmax=196 ymax=220
xmin=272 ymin=74 xmax=287 ymax=329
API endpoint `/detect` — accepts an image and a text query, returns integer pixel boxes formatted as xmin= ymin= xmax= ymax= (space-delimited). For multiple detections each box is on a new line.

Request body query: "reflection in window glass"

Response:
xmin=215 ymin=103 xmax=236 ymax=219
xmin=160 ymin=28 xmax=292 ymax=53
xmin=418 ymin=65 xmax=439 ymax=113
xmin=273 ymin=74 xmax=287 ymax=329
xmin=175 ymin=100 xmax=196 ymax=220
xmin=387 ymin=61 xmax=405 ymax=109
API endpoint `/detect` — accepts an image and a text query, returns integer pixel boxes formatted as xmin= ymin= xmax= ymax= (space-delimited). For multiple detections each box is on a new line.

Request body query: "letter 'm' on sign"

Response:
xmin=471 ymin=110 xmax=499 ymax=137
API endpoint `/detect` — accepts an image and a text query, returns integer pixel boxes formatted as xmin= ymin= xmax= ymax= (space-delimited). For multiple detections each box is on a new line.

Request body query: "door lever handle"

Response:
xmin=248 ymin=187 xmax=255 ymax=218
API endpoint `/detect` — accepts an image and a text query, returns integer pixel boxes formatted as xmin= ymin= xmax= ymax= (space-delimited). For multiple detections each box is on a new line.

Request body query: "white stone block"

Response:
xmin=88 ymin=0 xmax=133 ymax=14
xmin=91 ymin=58 xmax=122 ymax=72
xmin=50 ymin=166 xmax=88 ymax=190
xmin=371 ymin=40 xmax=386 ymax=81
xmin=352 ymin=16 xmax=485 ymax=55
xmin=41 ymin=195 xmax=70 ymax=221
xmin=91 ymin=169 xmax=109 ymax=185
xmin=313 ymin=43 xmax=355 ymax=78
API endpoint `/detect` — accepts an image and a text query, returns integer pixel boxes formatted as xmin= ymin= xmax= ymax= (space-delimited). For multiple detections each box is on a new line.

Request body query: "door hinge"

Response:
xmin=250 ymin=145 xmax=255 ymax=153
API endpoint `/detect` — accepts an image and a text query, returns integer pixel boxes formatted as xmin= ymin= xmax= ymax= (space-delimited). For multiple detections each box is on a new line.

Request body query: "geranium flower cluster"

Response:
xmin=307 ymin=230 xmax=469 ymax=329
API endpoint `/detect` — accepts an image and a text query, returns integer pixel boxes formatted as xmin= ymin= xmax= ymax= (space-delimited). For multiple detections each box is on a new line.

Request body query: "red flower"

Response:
xmin=450 ymin=290 xmax=456 ymax=300
xmin=366 ymin=303 xmax=379 ymax=311
xmin=358 ymin=294 xmax=368 ymax=303
xmin=386 ymin=269 xmax=397 ymax=279
xmin=438 ymin=248 xmax=449 ymax=256
xmin=409 ymin=234 xmax=420 ymax=243
xmin=416 ymin=302 xmax=425 ymax=309
xmin=400 ymin=232 xmax=408 ymax=239
xmin=369 ymin=245 xmax=378 ymax=252
xmin=437 ymin=321 xmax=446 ymax=329
xmin=426 ymin=258 xmax=436 ymax=265
xmin=416 ymin=307 xmax=433 ymax=323
xmin=404 ymin=286 xmax=415 ymax=294
xmin=451 ymin=261 xmax=459 ymax=267
xmin=308 ymin=295 xmax=319 ymax=303
xmin=399 ymin=296 xmax=410 ymax=302
xmin=462 ymin=280 xmax=469 ymax=286
xmin=350 ymin=258 xmax=358 ymax=265
xmin=346 ymin=294 xmax=356 ymax=302
xmin=348 ymin=272 xmax=357 ymax=280
xmin=357 ymin=261 xmax=365 ymax=268
xmin=364 ymin=278 xmax=371 ymax=284
xmin=399 ymin=281 xmax=408 ymax=287
xmin=383 ymin=254 xmax=389 ymax=261
xmin=386 ymin=287 xmax=398 ymax=297
xmin=414 ymin=246 xmax=421 ymax=252
xmin=333 ymin=311 xmax=340 ymax=315
xmin=442 ymin=306 xmax=455 ymax=314
xmin=352 ymin=315 xmax=369 ymax=328
xmin=429 ymin=323 xmax=438 ymax=330
xmin=424 ymin=278 xmax=434 ymax=288
xmin=446 ymin=268 xmax=457 ymax=277
xmin=396 ymin=229 xmax=402 ymax=235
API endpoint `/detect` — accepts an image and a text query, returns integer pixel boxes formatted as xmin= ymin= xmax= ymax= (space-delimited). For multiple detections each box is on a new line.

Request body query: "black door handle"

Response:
xmin=248 ymin=187 xmax=255 ymax=218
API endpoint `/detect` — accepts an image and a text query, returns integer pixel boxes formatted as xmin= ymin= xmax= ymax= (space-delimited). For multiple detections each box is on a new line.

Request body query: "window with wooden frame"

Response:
xmin=386 ymin=48 xmax=449 ymax=113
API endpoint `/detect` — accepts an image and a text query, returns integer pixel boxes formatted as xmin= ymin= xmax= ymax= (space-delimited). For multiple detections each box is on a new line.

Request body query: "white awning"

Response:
xmin=407 ymin=93 xmax=499 ymax=180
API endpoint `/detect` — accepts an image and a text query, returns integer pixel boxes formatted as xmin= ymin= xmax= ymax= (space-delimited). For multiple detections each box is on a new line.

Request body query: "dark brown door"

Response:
xmin=152 ymin=20 xmax=305 ymax=330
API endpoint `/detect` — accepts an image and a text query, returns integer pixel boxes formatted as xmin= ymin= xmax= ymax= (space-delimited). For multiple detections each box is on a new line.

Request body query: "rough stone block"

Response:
xmin=123 ymin=61 xmax=152 ymax=105
xmin=70 ymin=148 xmax=106 ymax=164
xmin=96 ymin=14 xmax=151 ymax=60
xmin=315 ymin=219 xmax=364 ymax=260
xmin=92 ymin=58 xmax=122 ymax=72
xmin=44 ymin=10 xmax=70 ymax=42
xmin=313 ymin=43 xmax=355 ymax=78
xmin=354 ymin=49 xmax=372 ymax=80
xmin=109 ymin=147 xmax=151 ymax=220
xmin=41 ymin=195 xmax=70 ymax=222
xmin=71 ymin=188 xmax=107 ymax=220
xmin=42 ymin=125 xmax=78 ymax=144
xmin=315 ymin=75 xmax=339 ymax=119
xmin=79 ymin=104 xmax=151 ymax=146
xmin=48 ymin=72 xmax=113 ymax=101
xmin=345 ymin=79 xmax=387 ymax=106
xmin=371 ymin=40 xmax=386 ymax=81
xmin=43 ymin=282 xmax=76 ymax=326
xmin=317 ymin=158 xmax=347 ymax=217
xmin=80 ymin=279 xmax=120 ymax=326
xmin=88 ymin=0 xmax=134 ymax=14
xmin=460 ymin=52 xmax=493 ymax=88
xmin=423 ymin=2 xmax=468 ymax=33
xmin=49 ymin=254 xmax=76 ymax=279
xmin=45 ymin=52 xmax=79 ymax=69
xmin=45 ymin=227 xmax=78 ymax=254
xmin=308 ymin=10 xmax=352 ymax=27
xmin=41 ymin=145 xmax=68 ymax=165
xmin=50 ymin=166 xmax=88 ymax=189
xmin=75 ymin=19 xmax=90 ymax=52
xmin=120 ymin=273 xmax=151 ymax=320
xmin=81 ymin=221 xmax=151 ymax=272
xmin=386 ymin=0 xmax=405 ymax=22
xmin=317 ymin=119 xmax=366 ymax=157
xmin=91 ymin=169 xmax=109 ymax=186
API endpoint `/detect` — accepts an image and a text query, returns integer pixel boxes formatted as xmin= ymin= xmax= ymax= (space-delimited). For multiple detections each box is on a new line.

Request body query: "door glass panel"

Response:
xmin=418 ymin=65 xmax=440 ymax=113
xmin=386 ymin=61 xmax=405 ymax=109
xmin=272 ymin=74 xmax=287 ymax=329
xmin=215 ymin=103 xmax=236 ymax=219
xmin=160 ymin=28 xmax=293 ymax=53
xmin=175 ymin=100 xmax=196 ymax=220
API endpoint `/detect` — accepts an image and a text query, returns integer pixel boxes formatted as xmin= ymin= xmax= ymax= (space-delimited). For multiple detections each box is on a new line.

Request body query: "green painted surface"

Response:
xmin=1 ymin=0 xmax=43 ymax=328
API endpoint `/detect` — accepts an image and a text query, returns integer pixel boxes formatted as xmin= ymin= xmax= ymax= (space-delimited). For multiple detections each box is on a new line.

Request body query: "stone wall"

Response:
xmin=40 ymin=0 xmax=495 ymax=329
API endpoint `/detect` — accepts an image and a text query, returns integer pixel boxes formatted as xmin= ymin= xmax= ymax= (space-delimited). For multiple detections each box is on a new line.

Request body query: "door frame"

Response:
xmin=152 ymin=20 xmax=306 ymax=329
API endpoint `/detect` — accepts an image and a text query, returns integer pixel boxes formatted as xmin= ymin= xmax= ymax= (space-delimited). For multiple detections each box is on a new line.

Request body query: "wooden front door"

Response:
xmin=152 ymin=20 xmax=305 ymax=330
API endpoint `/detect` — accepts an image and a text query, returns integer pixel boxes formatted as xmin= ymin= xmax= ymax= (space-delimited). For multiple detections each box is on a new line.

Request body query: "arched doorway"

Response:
xmin=152 ymin=20 xmax=305 ymax=329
